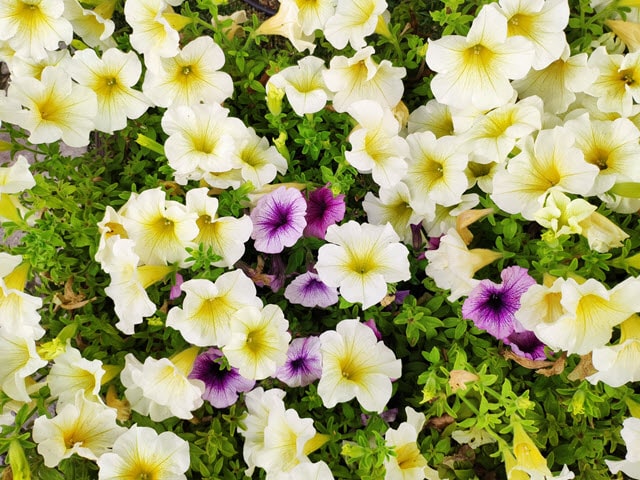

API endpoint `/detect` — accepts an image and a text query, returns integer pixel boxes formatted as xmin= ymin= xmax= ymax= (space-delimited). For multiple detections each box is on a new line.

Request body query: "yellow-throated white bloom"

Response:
xmin=7 ymin=65 xmax=97 ymax=147
xmin=267 ymin=55 xmax=331 ymax=116
xmin=121 ymin=187 xmax=199 ymax=265
xmin=517 ymin=276 xmax=640 ymax=355
xmin=233 ymin=127 xmax=288 ymax=189
xmin=318 ymin=319 xmax=402 ymax=413
xmin=426 ymin=4 xmax=534 ymax=110
xmin=185 ymin=187 xmax=253 ymax=268
xmin=495 ymin=0 xmax=569 ymax=70
xmin=0 ymin=328 xmax=47 ymax=402
xmin=0 ymin=0 xmax=73 ymax=61
xmin=32 ymin=391 xmax=125 ymax=467
xmin=142 ymin=35 xmax=233 ymax=108
xmin=5 ymin=49 xmax=70 ymax=81
xmin=323 ymin=46 xmax=405 ymax=112
xmin=578 ymin=211 xmax=629 ymax=253
xmin=384 ymin=407 xmax=431 ymax=480
xmin=491 ymin=127 xmax=599 ymax=220
xmin=316 ymin=221 xmax=410 ymax=309
xmin=223 ymin=304 xmax=291 ymax=380
xmin=161 ymin=103 xmax=246 ymax=185
xmin=423 ymin=193 xmax=480 ymax=237
xmin=277 ymin=462 xmax=336 ymax=480
xmin=166 ymin=270 xmax=262 ymax=347
xmin=294 ymin=0 xmax=336 ymax=35
xmin=48 ymin=343 xmax=105 ymax=405
xmin=513 ymin=45 xmax=598 ymax=114
xmin=404 ymin=130 xmax=469 ymax=212
xmin=407 ymin=99 xmax=455 ymax=137
xmin=534 ymin=190 xmax=596 ymax=240
xmin=97 ymin=425 xmax=190 ymax=480
xmin=69 ymin=48 xmax=150 ymax=134
xmin=323 ymin=0 xmax=387 ymax=50
xmin=62 ymin=0 xmax=116 ymax=49
xmin=254 ymin=0 xmax=316 ymax=53
xmin=586 ymin=46 xmax=640 ymax=117
xmin=588 ymin=314 xmax=640 ymax=387
xmin=346 ymin=100 xmax=409 ymax=188
xmin=363 ymin=182 xmax=425 ymax=244
xmin=121 ymin=348 xmax=205 ymax=421
xmin=563 ymin=113 xmax=640 ymax=195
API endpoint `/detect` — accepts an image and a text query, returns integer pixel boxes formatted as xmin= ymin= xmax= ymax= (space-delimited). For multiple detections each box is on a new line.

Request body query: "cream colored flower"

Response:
xmin=48 ymin=343 xmax=105 ymax=405
xmin=578 ymin=211 xmax=629 ymax=253
xmin=534 ymin=190 xmax=596 ymax=240
xmin=0 ymin=328 xmax=47 ymax=402
xmin=384 ymin=407 xmax=430 ymax=480
xmin=254 ymin=0 xmax=316 ymax=53
xmin=234 ymin=127 xmax=288 ymax=189
xmin=294 ymin=0 xmax=336 ymax=35
xmin=323 ymin=0 xmax=387 ymax=50
xmin=407 ymin=100 xmax=455 ymax=138
xmin=63 ymin=0 xmax=116 ymax=50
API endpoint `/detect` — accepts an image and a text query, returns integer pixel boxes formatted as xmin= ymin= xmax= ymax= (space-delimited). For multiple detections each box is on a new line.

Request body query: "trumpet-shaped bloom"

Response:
xmin=578 ymin=211 xmax=629 ymax=253
xmin=4 ymin=42 xmax=70 ymax=80
xmin=121 ymin=187 xmax=199 ymax=265
xmin=491 ymin=127 xmax=599 ymax=220
xmin=121 ymin=349 xmax=205 ymax=421
xmin=384 ymin=407 xmax=430 ymax=480
xmin=504 ymin=330 xmax=547 ymax=361
xmin=166 ymin=270 xmax=263 ymax=347
xmin=185 ymin=187 xmax=253 ymax=268
xmin=250 ymin=186 xmax=307 ymax=254
xmin=275 ymin=336 xmax=323 ymax=387
xmin=304 ymin=185 xmax=346 ymax=239
xmin=0 ymin=328 xmax=47 ymax=402
xmin=534 ymin=190 xmax=597 ymax=239
xmin=267 ymin=55 xmax=330 ymax=115
xmin=189 ymin=348 xmax=255 ymax=408
xmin=323 ymin=0 xmax=387 ymax=50
xmin=294 ymin=0 xmax=336 ymax=35
xmin=407 ymin=99 xmax=455 ymax=138
xmin=69 ymin=48 xmax=149 ymax=133
xmin=7 ymin=66 xmax=97 ymax=147
xmin=318 ymin=319 xmax=402 ymax=413
xmin=62 ymin=0 xmax=116 ymax=50
xmin=462 ymin=266 xmax=537 ymax=340
xmin=284 ymin=271 xmax=339 ymax=308
xmin=97 ymin=425 xmax=190 ymax=480
xmin=162 ymin=103 xmax=246 ymax=184
xmin=254 ymin=0 xmax=316 ymax=53
xmin=0 ymin=252 xmax=43 ymax=339
xmin=223 ymin=304 xmax=291 ymax=380
xmin=316 ymin=221 xmax=410 ymax=310
xmin=234 ymin=127 xmax=288 ymax=189
xmin=142 ymin=35 xmax=233 ymax=108
xmin=323 ymin=46 xmax=406 ymax=112
xmin=426 ymin=4 xmax=534 ymax=110
xmin=345 ymin=100 xmax=409 ymax=188
xmin=495 ymin=0 xmax=569 ymax=70
xmin=48 ymin=343 xmax=105 ymax=405
xmin=0 ymin=0 xmax=73 ymax=61
xmin=32 ymin=391 xmax=125 ymax=467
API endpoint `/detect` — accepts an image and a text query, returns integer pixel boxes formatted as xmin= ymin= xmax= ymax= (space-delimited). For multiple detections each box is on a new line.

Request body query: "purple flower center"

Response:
xmin=486 ymin=292 xmax=504 ymax=310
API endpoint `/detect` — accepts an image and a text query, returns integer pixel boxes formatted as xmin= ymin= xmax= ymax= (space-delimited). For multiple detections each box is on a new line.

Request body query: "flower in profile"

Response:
xmin=253 ymin=0 xmax=316 ymax=53
xmin=142 ymin=35 xmax=233 ymax=108
xmin=304 ymin=185 xmax=345 ymax=239
xmin=32 ymin=391 xmax=125 ymax=467
xmin=578 ymin=211 xmax=629 ymax=253
xmin=250 ymin=186 xmax=307 ymax=254
xmin=316 ymin=221 xmax=410 ymax=310
xmin=48 ymin=343 xmax=105 ymax=405
xmin=462 ymin=266 xmax=537 ymax=340
xmin=189 ymin=348 xmax=255 ymax=409
xmin=97 ymin=425 xmax=190 ymax=480
xmin=284 ymin=271 xmax=339 ymax=308
xmin=534 ymin=190 xmax=597 ymax=242
xmin=504 ymin=330 xmax=547 ymax=361
xmin=0 ymin=328 xmax=47 ymax=402
xmin=407 ymin=99 xmax=455 ymax=138
xmin=323 ymin=0 xmax=388 ymax=50
xmin=69 ymin=48 xmax=150 ymax=134
xmin=0 ymin=0 xmax=73 ymax=61
xmin=7 ymin=66 xmax=97 ymax=147
xmin=426 ymin=4 xmax=534 ymax=110
xmin=318 ymin=319 xmax=401 ymax=413
xmin=275 ymin=336 xmax=323 ymax=387
xmin=62 ymin=0 xmax=116 ymax=50
xmin=383 ymin=407 xmax=430 ymax=480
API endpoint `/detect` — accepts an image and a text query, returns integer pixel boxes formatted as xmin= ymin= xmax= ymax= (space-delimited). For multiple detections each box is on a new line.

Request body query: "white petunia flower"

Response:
xmin=0 ymin=252 xmax=43 ymax=339
xmin=384 ymin=407 xmax=431 ymax=480
xmin=234 ymin=127 xmax=288 ymax=189
xmin=48 ymin=343 xmax=105 ymax=405
xmin=62 ymin=0 xmax=116 ymax=50
xmin=253 ymin=0 xmax=316 ymax=53
xmin=0 ymin=328 xmax=47 ymax=402
xmin=606 ymin=417 xmax=640 ymax=478
xmin=295 ymin=0 xmax=336 ymax=35
xmin=407 ymin=100 xmax=455 ymax=137
xmin=323 ymin=0 xmax=387 ymax=50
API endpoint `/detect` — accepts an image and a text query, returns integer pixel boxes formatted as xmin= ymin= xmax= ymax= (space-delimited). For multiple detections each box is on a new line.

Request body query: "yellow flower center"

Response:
xmin=182 ymin=66 xmax=191 ymax=75
xmin=621 ymin=69 xmax=637 ymax=85
xmin=584 ymin=146 xmax=611 ymax=170
xmin=508 ymin=14 xmax=534 ymax=38
xmin=396 ymin=443 xmax=426 ymax=470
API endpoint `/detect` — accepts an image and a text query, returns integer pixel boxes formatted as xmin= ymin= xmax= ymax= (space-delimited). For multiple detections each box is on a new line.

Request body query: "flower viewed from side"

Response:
xmin=426 ymin=4 xmax=534 ymax=110
xmin=0 ymin=328 xmax=47 ymax=402
xmin=304 ymin=185 xmax=346 ymax=239
xmin=284 ymin=271 xmax=339 ymax=308
xmin=250 ymin=187 xmax=307 ymax=254
xmin=48 ymin=343 xmax=105 ymax=405
xmin=462 ymin=266 xmax=537 ymax=340
xmin=62 ymin=0 xmax=116 ymax=50
xmin=32 ymin=391 xmax=126 ymax=467
xmin=316 ymin=221 xmax=411 ymax=310
xmin=323 ymin=0 xmax=388 ymax=50
xmin=534 ymin=190 xmax=597 ymax=241
xmin=383 ymin=407 xmax=430 ymax=480
xmin=189 ymin=348 xmax=255 ymax=409
xmin=275 ymin=336 xmax=323 ymax=387
xmin=504 ymin=330 xmax=548 ymax=361
xmin=97 ymin=425 xmax=190 ymax=480
xmin=253 ymin=0 xmax=316 ymax=53
xmin=318 ymin=319 xmax=401 ymax=413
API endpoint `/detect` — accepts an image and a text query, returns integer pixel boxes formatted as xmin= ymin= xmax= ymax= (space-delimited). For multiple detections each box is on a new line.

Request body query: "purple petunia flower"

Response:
xmin=275 ymin=336 xmax=323 ymax=387
xmin=169 ymin=273 xmax=184 ymax=300
xmin=284 ymin=271 xmax=339 ymax=308
xmin=189 ymin=348 xmax=255 ymax=409
xmin=504 ymin=330 xmax=548 ymax=361
xmin=461 ymin=266 xmax=537 ymax=340
xmin=304 ymin=185 xmax=346 ymax=239
xmin=251 ymin=187 xmax=307 ymax=254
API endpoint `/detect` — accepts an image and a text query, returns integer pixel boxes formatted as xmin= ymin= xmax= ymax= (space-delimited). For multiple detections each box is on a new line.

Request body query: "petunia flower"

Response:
xmin=234 ymin=127 xmax=288 ymax=189
xmin=303 ymin=185 xmax=345 ymax=239
xmin=189 ymin=348 xmax=255 ymax=408
xmin=284 ymin=271 xmax=339 ymax=308
xmin=504 ymin=330 xmax=548 ymax=361
xmin=48 ymin=343 xmax=105 ymax=405
xmin=275 ymin=336 xmax=323 ymax=387
xmin=253 ymin=0 xmax=316 ymax=53
xmin=97 ymin=425 xmax=190 ymax=480
xmin=533 ymin=190 xmax=597 ymax=241
xmin=407 ymin=99 xmax=455 ymax=138
xmin=62 ymin=0 xmax=116 ymax=50
xmin=295 ymin=0 xmax=336 ymax=35
xmin=323 ymin=0 xmax=388 ymax=50
xmin=0 ymin=328 xmax=47 ymax=402
xmin=606 ymin=417 xmax=640 ymax=478
xmin=316 ymin=221 xmax=411 ymax=310
xmin=250 ymin=186 xmax=307 ymax=254
xmin=462 ymin=266 xmax=537 ymax=340
xmin=318 ymin=318 xmax=402 ymax=413
xmin=426 ymin=4 xmax=534 ymax=110
xmin=383 ymin=407 xmax=431 ymax=480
